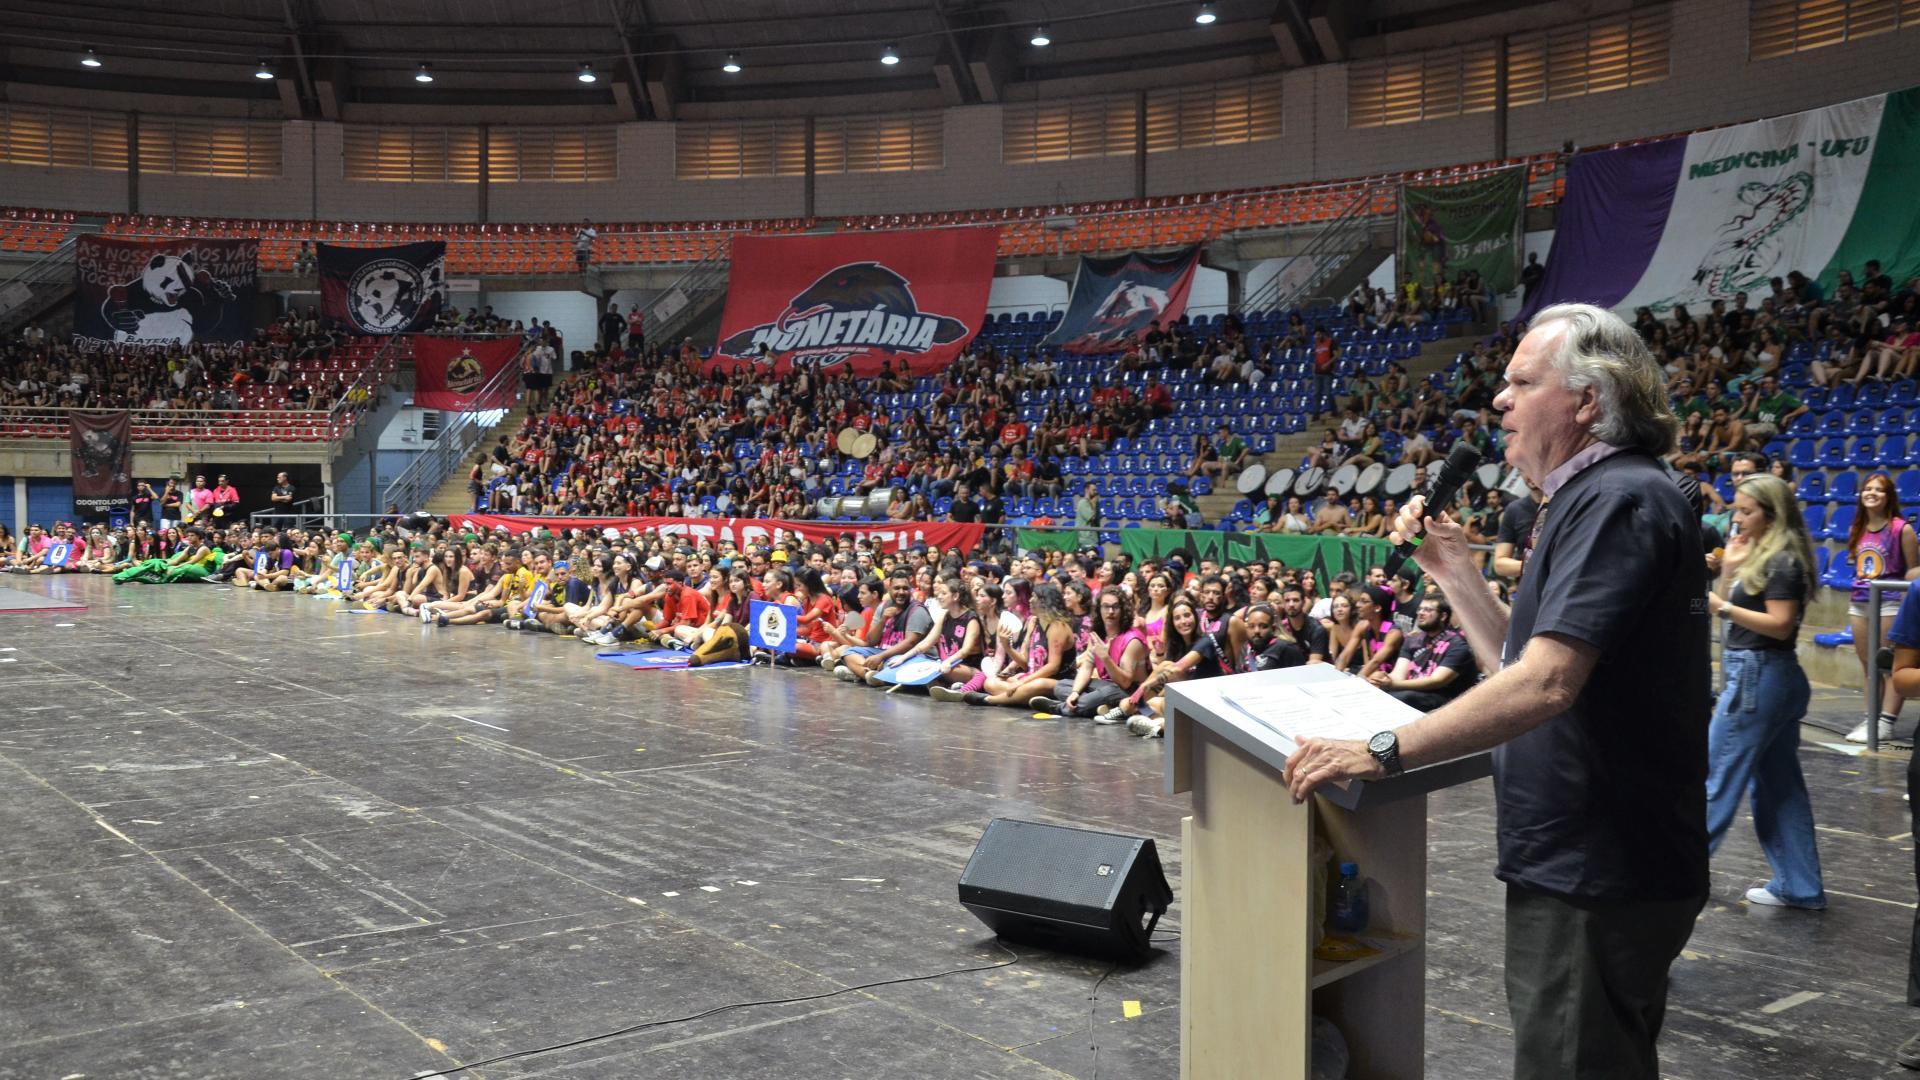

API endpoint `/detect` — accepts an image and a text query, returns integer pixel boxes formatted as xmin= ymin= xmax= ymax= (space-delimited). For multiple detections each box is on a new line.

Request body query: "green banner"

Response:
xmin=1119 ymin=528 xmax=1393 ymax=582
xmin=1018 ymin=528 xmax=1083 ymax=553
xmin=1401 ymin=168 xmax=1525 ymax=295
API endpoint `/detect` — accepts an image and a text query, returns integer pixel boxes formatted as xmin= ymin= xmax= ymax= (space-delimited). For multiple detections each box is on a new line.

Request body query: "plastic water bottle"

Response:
xmin=1329 ymin=862 xmax=1369 ymax=934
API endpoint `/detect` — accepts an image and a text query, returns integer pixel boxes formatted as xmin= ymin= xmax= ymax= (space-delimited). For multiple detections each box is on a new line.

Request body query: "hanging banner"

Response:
xmin=318 ymin=241 xmax=448 ymax=334
xmin=1526 ymin=85 xmax=1920 ymax=318
xmin=69 ymin=410 xmax=133 ymax=515
xmin=708 ymin=229 xmax=996 ymax=377
xmin=1119 ymin=527 xmax=1393 ymax=582
xmin=413 ymin=337 xmax=524 ymax=410
xmin=73 ymin=237 xmax=257 ymax=351
xmin=1042 ymin=246 xmax=1201 ymax=354
xmin=1399 ymin=168 xmax=1525 ymax=296
xmin=449 ymin=513 xmax=986 ymax=555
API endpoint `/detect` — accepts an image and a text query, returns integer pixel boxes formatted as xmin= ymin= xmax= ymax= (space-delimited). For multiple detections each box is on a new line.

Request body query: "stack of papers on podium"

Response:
xmin=1217 ymin=674 xmax=1424 ymax=752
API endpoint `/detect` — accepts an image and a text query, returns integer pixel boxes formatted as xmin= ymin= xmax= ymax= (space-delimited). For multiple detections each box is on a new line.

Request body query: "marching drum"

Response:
xmin=1236 ymin=463 xmax=1268 ymax=496
xmin=835 ymin=427 xmax=860 ymax=455
xmin=1264 ymin=467 xmax=1295 ymax=497
xmin=1355 ymin=462 xmax=1386 ymax=498
xmin=713 ymin=492 xmax=732 ymax=513
xmin=1293 ymin=465 xmax=1327 ymax=497
xmin=1474 ymin=463 xmax=1501 ymax=491
xmin=1500 ymin=467 xmax=1533 ymax=499
xmin=1384 ymin=462 xmax=1417 ymax=499
xmin=1330 ymin=463 xmax=1360 ymax=497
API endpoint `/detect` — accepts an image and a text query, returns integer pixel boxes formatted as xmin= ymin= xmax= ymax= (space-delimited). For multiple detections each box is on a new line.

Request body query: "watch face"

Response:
xmin=1368 ymin=731 xmax=1396 ymax=755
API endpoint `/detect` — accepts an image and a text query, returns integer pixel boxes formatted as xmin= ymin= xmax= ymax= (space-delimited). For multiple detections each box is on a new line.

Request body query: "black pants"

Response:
xmin=1388 ymin=688 xmax=1452 ymax=712
xmin=1505 ymin=884 xmax=1703 ymax=1080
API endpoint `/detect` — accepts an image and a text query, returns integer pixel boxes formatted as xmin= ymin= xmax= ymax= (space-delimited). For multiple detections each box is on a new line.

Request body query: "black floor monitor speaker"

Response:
xmin=958 ymin=818 xmax=1173 ymax=961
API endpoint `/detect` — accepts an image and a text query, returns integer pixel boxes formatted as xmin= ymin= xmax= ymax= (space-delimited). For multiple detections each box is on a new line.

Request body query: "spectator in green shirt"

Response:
xmin=1193 ymin=424 xmax=1249 ymax=484
xmin=1744 ymin=375 xmax=1807 ymax=445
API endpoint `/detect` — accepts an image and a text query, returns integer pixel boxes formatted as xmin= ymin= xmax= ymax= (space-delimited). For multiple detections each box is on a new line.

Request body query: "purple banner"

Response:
xmin=1520 ymin=137 xmax=1687 ymax=320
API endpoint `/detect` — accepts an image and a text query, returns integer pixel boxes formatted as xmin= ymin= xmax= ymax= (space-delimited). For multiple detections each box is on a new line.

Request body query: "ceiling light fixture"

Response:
xmin=80 ymin=47 xmax=102 ymax=68
xmin=576 ymin=62 xmax=597 ymax=83
xmin=880 ymin=43 xmax=900 ymax=66
xmin=1030 ymin=26 xmax=1052 ymax=47
xmin=414 ymin=62 xmax=434 ymax=83
xmin=1195 ymin=3 xmax=1217 ymax=24
xmin=722 ymin=52 xmax=742 ymax=73
xmin=254 ymin=60 xmax=275 ymax=80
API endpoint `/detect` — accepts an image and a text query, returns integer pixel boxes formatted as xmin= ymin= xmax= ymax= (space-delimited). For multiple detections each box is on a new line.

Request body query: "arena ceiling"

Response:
xmin=0 ymin=0 xmax=1561 ymax=119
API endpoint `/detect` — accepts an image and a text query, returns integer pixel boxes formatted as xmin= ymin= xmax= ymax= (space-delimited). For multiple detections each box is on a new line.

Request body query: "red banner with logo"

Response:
xmin=414 ymin=336 xmax=524 ymax=410
xmin=448 ymin=513 xmax=986 ymax=554
xmin=708 ymin=228 xmax=996 ymax=378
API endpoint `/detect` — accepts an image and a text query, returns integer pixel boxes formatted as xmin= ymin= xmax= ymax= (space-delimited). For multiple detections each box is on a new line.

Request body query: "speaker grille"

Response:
xmin=962 ymin=819 xmax=1142 ymax=911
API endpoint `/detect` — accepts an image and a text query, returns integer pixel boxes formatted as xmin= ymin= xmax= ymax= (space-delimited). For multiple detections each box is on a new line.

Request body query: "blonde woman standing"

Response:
xmin=1704 ymin=475 xmax=1823 ymax=909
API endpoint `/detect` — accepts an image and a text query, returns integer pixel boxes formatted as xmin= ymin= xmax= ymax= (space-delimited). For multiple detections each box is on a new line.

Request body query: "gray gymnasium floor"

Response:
xmin=0 ymin=573 xmax=1914 ymax=1079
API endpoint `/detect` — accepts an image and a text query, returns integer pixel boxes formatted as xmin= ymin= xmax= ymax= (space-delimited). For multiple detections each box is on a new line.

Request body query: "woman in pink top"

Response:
xmin=1033 ymin=586 xmax=1150 ymax=720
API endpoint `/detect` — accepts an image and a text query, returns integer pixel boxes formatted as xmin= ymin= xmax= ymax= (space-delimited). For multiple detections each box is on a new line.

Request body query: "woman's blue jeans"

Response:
xmin=1706 ymin=647 xmax=1824 ymax=906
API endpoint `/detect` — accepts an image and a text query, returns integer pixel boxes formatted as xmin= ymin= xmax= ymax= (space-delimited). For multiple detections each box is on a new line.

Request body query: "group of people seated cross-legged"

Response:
xmin=10 ymin=507 xmax=1487 ymax=738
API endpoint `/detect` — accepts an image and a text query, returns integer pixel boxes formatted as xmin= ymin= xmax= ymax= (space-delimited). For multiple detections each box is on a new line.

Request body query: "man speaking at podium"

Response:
xmin=1285 ymin=303 xmax=1709 ymax=1080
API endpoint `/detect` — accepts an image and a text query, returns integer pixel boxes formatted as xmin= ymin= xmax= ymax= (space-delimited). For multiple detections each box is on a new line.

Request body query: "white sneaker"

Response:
xmin=1845 ymin=716 xmax=1897 ymax=744
xmin=834 ymin=665 xmax=858 ymax=682
xmin=1127 ymin=715 xmax=1164 ymax=738
xmin=1745 ymin=886 xmax=1825 ymax=911
xmin=1093 ymin=708 xmax=1127 ymax=726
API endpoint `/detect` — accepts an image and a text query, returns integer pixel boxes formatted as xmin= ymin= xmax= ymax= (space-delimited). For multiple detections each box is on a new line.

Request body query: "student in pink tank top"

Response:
xmin=1847 ymin=473 xmax=1920 ymax=743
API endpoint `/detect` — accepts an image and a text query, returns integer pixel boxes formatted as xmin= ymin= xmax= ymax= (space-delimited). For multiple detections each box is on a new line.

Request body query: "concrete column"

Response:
xmin=477 ymin=123 xmax=490 ymax=223
xmin=13 ymin=477 xmax=25 ymax=538
xmin=127 ymin=112 xmax=140 ymax=214
xmin=1133 ymin=90 xmax=1148 ymax=199
xmin=1493 ymin=37 xmax=1509 ymax=161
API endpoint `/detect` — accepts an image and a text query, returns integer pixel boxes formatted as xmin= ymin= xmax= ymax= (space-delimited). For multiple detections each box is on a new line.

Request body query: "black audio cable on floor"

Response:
xmin=406 ymin=940 xmax=1023 ymax=1078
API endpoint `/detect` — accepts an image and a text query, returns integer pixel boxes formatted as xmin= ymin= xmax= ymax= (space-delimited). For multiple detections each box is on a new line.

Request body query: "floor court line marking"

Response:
xmin=449 ymin=714 xmax=509 ymax=733
xmin=1826 ymin=888 xmax=1917 ymax=909
xmin=1759 ymin=990 xmax=1822 ymax=1015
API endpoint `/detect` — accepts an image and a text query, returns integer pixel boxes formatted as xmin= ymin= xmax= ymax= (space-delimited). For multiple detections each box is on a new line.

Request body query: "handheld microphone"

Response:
xmin=1383 ymin=441 xmax=1484 ymax=578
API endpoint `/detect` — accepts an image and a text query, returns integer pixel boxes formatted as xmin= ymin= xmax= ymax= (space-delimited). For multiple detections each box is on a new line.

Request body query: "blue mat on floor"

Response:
xmin=595 ymin=648 xmax=750 ymax=670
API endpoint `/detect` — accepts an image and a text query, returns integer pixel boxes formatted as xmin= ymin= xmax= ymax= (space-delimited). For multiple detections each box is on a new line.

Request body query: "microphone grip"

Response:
xmin=1381 ymin=445 xmax=1483 ymax=578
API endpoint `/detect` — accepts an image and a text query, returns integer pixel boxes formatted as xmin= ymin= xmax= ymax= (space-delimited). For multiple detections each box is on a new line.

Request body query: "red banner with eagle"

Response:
xmin=412 ymin=337 xmax=525 ymax=411
xmin=707 ymin=228 xmax=996 ymax=378
xmin=1042 ymin=246 xmax=1201 ymax=354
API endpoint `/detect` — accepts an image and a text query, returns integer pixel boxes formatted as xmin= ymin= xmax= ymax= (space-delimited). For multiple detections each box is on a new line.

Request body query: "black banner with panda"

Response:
xmin=72 ymin=237 xmax=258 ymax=352
xmin=318 ymin=241 xmax=447 ymax=335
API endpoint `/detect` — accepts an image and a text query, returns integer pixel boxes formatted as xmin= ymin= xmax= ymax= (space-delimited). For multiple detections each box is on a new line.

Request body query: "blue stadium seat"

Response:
xmin=1852 ymin=437 xmax=1881 ymax=467
xmin=1901 ymin=471 xmax=1920 ymax=505
xmin=1795 ymin=473 xmax=1826 ymax=502
xmin=1821 ymin=549 xmax=1854 ymax=591
xmin=1827 ymin=470 xmax=1859 ymax=504
xmin=1826 ymin=504 xmax=1857 ymax=541
xmin=1788 ymin=440 xmax=1818 ymax=469
xmin=1819 ymin=439 xmax=1846 ymax=467
xmin=1882 ymin=436 xmax=1910 ymax=467
xmin=1801 ymin=504 xmax=1827 ymax=537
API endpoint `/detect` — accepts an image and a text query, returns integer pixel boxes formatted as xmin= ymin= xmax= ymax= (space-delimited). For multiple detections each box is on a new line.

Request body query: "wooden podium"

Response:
xmin=1164 ymin=665 xmax=1490 ymax=1080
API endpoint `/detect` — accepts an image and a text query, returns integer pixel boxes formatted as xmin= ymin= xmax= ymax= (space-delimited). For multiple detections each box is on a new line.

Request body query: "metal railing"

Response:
xmin=0 ymin=231 xmax=91 ymax=334
xmin=323 ymin=332 xmax=410 ymax=439
xmin=0 ymin=404 xmax=339 ymax=441
xmin=643 ymin=246 xmax=731 ymax=346
xmin=380 ymin=338 xmax=531 ymax=513
xmin=1865 ymin=578 xmax=1912 ymax=752
xmin=1238 ymin=184 xmax=1393 ymax=317
xmin=252 ymin=493 xmax=335 ymax=531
